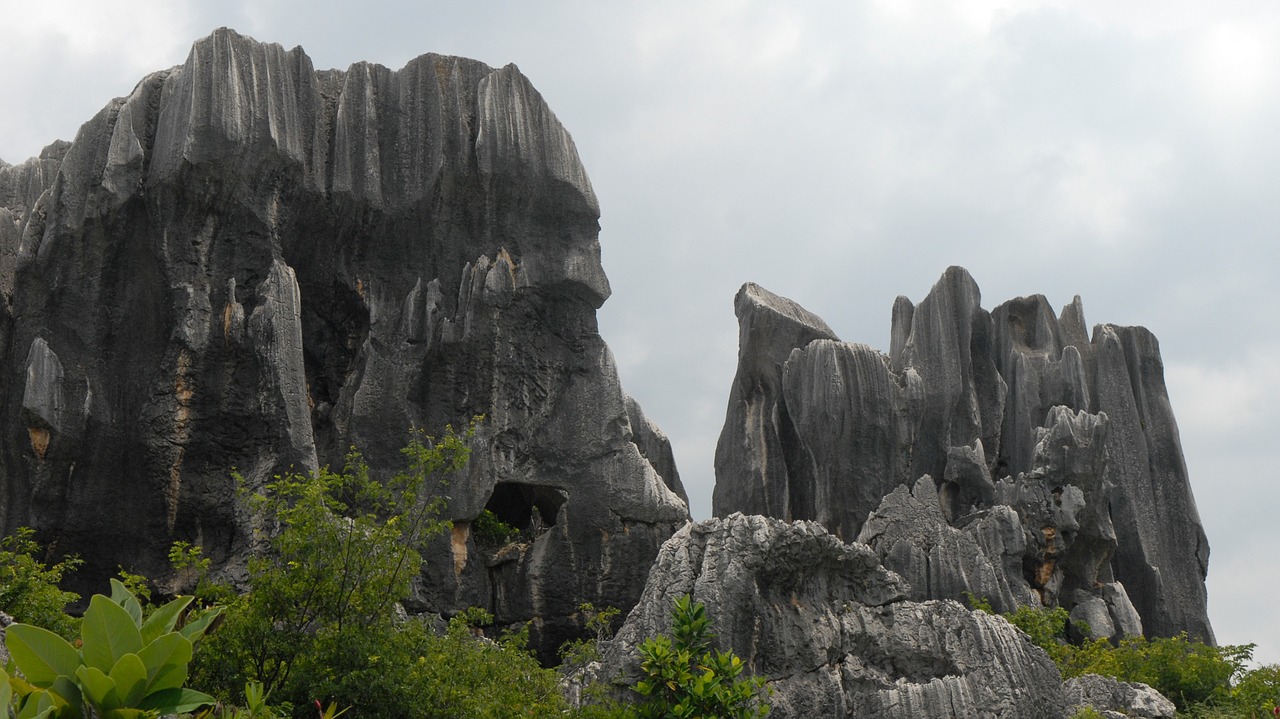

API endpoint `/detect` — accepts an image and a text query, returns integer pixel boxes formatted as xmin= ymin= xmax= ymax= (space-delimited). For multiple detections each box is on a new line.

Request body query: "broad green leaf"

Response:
xmin=5 ymin=624 xmax=80 ymax=687
xmin=107 ymin=579 xmax=131 ymax=605
xmin=108 ymin=653 xmax=147 ymax=708
xmin=8 ymin=672 xmax=40 ymax=697
xmin=108 ymin=580 xmax=142 ymax=627
xmin=136 ymin=686 xmax=216 ymax=713
xmin=14 ymin=687 xmax=52 ymax=719
xmin=0 ymin=665 xmax=10 ymax=711
xmin=81 ymin=595 xmax=144 ymax=673
xmin=76 ymin=664 xmax=119 ymax=710
xmin=134 ymin=632 xmax=191 ymax=693
xmin=177 ymin=606 xmax=222 ymax=643
xmin=48 ymin=674 xmax=83 ymax=718
xmin=139 ymin=595 xmax=192 ymax=644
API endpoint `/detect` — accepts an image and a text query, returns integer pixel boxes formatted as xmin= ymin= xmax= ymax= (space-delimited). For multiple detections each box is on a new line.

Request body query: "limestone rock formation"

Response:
xmin=598 ymin=514 xmax=1068 ymax=718
xmin=1064 ymin=674 xmax=1176 ymax=719
xmin=0 ymin=28 xmax=687 ymax=656
xmin=714 ymin=267 xmax=1212 ymax=643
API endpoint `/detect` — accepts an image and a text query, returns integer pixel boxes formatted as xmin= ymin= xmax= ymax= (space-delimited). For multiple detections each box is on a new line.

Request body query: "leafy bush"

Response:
xmin=193 ymin=422 xmax=579 ymax=717
xmin=2 ymin=579 xmax=220 ymax=718
xmin=628 ymin=594 xmax=770 ymax=719
xmin=1110 ymin=633 xmax=1250 ymax=710
xmin=967 ymin=595 xmax=1257 ymax=714
xmin=170 ymin=540 xmax=237 ymax=608
xmin=472 ymin=509 xmax=522 ymax=547
xmin=376 ymin=609 xmax=569 ymax=718
xmin=0 ymin=527 xmax=82 ymax=639
xmin=560 ymin=602 xmax=622 ymax=673
xmin=1226 ymin=662 xmax=1280 ymax=717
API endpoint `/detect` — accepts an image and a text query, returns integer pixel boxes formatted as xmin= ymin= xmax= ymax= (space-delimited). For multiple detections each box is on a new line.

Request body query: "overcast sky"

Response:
xmin=4 ymin=0 xmax=1277 ymax=665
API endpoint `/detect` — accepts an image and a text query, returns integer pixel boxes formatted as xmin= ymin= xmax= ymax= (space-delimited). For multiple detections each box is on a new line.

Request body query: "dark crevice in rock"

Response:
xmin=484 ymin=481 xmax=566 ymax=534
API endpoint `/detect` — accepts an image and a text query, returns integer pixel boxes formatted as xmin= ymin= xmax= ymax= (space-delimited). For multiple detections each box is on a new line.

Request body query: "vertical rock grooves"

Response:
xmin=0 ymin=27 xmax=687 ymax=659
xmin=714 ymin=267 xmax=1212 ymax=643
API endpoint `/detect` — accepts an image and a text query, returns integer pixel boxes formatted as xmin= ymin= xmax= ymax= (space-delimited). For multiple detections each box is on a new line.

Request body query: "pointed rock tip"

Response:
xmin=735 ymin=282 xmax=839 ymax=339
xmin=937 ymin=265 xmax=979 ymax=291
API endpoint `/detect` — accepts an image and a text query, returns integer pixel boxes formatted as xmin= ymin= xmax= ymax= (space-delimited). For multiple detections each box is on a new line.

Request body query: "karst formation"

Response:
xmin=1 ymin=27 xmax=1214 ymax=717
xmin=0 ymin=28 xmax=687 ymax=657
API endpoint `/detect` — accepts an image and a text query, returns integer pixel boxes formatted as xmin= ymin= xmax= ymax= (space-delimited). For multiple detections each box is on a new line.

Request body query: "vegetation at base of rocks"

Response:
xmin=471 ymin=509 xmax=523 ymax=547
xmin=560 ymin=602 xmax=623 ymax=673
xmin=628 ymin=594 xmax=771 ymax=719
xmin=190 ymin=422 xmax=478 ymax=716
xmin=169 ymin=541 xmax=238 ymax=609
xmin=966 ymin=593 xmax=1278 ymax=716
xmin=0 ymin=526 xmax=83 ymax=639
xmin=2 ymin=579 xmax=220 ymax=718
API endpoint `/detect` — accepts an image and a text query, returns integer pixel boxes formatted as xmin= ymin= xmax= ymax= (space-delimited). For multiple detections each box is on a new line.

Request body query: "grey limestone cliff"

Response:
xmin=0 ymin=28 xmax=687 ymax=657
xmin=714 ymin=267 xmax=1212 ymax=643
xmin=598 ymin=514 xmax=1068 ymax=718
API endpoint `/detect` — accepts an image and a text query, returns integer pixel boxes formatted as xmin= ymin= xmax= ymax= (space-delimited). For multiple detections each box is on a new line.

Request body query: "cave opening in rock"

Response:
xmin=483 ymin=482 xmax=567 ymax=534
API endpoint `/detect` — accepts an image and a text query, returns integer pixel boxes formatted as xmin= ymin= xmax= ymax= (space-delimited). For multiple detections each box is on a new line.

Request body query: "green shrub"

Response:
xmin=1227 ymin=663 xmax=1280 ymax=717
xmin=472 ymin=509 xmax=522 ymax=547
xmin=0 ymin=527 xmax=82 ymax=639
xmin=968 ymin=595 xmax=1255 ymax=714
xmin=2 ymin=579 xmax=219 ymax=718
xmin=192 ymin=422 xmax=491 ymax=716
xmin=560 ymin=602 xmax=622 ymax=673
xmin=381 ymin=610 xmax=569 ymax=718
xmin=1110 ymin=634 xmax=1250 ymax=712
xmin=169 ymin=540 xmax=237 ymax=608
xmin=628 ymin=594 xmax=770 ymax=719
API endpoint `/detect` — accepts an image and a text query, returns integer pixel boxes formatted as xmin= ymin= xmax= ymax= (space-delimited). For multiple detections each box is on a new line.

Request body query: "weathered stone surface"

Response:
xmin=713 ymin=282 xmax=839 ymax=520
xmin=1064 ymin=674 xmax=1176 ymax=719
xmin=781 ymin=340 xmax=916 ymax=541
xmin=890 ymin=267 xmax=1008 ymax=485
xmin=858 ymin=476 xmax=1036 ymax=614
xmin=0 ymin=611 xmax=10 ymax=668
xmin=714 ymin=267 xmax=1213 ymax=643
xmin=600 ymin=514 xmax=1067 ymax=719
xmin=625 ymin=395 xmax=687 ymax=505
xmin=0 ymin=27 xmax=687 ymax=658
xmin=1093 ymin=324 xmax=1211 ymax=641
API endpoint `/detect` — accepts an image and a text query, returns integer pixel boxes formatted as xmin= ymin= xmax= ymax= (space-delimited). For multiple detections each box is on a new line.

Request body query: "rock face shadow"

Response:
xmin=0 ymin=27 xmax=687 ymax=659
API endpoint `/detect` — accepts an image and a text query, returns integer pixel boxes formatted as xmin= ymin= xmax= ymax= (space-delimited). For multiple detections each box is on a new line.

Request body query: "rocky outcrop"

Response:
xmin=599 ymin=514 xmax=1068 ymax=718
xmin=714 ymin=268 xmax=1212 ymax=643
xmin=0 ymin=611 xmax=11 ymax=668
xmin=1064 ymin=674 xmax=1176 ymax=718
xmin=0 ymin=28 xmax=687 ymax=657
xmin=713 ymin=283 xmax=839 ymax=521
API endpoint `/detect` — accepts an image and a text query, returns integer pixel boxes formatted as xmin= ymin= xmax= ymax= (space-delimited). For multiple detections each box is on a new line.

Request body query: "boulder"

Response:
xmin=0 ymin=27 xmax=687 ymax=658
xmin=1064 ymin=674 xmax=1176 ymax=718
xmin=600 ymin=514 xmax=1068 ymax=718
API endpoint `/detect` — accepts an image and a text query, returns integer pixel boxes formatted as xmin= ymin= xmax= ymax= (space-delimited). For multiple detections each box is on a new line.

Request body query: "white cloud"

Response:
xmin=1166 ymin=352 xmax=1280 ymax=437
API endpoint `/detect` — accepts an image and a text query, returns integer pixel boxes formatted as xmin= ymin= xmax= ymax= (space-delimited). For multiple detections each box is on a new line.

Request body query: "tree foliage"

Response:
xmin=0 ymin=527 xmax=82 ymax=639
xmin=187 ymin=419 xmax=591 ymax=717
xmin=628 ymin=595 xmax=770 ymax=719
xmin=967 ymin=594 xmax=1276 ymax=715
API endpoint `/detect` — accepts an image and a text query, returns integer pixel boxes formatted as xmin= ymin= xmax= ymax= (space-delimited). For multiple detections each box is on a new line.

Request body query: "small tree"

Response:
xmin=630 ymin=595 xmax=769 ymax=719
xmin=0 ymin=527 xmax=82 ymax=639
xmin=192 ymin=421 xmax=476 ymax=712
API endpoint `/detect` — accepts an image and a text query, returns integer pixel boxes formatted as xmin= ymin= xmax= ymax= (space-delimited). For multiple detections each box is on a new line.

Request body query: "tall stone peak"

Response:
xmin=0 ymin=28 xmax=685 ymax=657
xmin=714 ymin=267 xmax=1212 ymax=643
